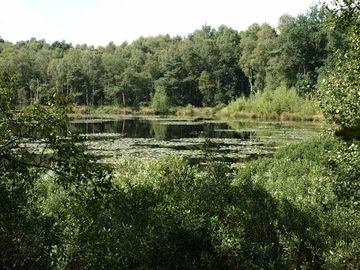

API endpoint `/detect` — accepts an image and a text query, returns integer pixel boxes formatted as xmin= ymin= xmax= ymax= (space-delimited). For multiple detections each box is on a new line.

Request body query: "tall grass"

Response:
xmin=70 ymin=105 xmax=134 ymax=116
xmin=223 ymin=85 xmax=321 ymax=121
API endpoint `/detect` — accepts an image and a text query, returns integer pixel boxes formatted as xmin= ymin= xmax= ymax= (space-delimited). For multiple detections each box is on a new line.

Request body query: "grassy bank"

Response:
xmin=69 ymin=105 xmax=216 ymax=119
xmin=69 ymin=85 xmax=323 ymax=121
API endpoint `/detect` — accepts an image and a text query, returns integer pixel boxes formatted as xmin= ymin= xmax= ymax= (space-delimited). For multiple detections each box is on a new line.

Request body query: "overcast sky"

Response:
xmin=0 ymin=0 xmax=331 ymax=47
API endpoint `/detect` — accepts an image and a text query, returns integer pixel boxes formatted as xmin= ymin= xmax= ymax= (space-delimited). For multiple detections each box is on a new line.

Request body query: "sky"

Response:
xmin=0 ymin=0 xmax=332 ymax=47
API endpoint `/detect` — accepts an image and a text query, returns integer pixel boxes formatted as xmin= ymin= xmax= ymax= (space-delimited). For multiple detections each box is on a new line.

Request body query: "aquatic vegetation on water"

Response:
xmin=72 ymin=118 xmax=326 ymax=165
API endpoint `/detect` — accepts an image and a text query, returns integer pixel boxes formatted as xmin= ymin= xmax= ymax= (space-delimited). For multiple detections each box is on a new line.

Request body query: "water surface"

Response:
xmin=70 ymin=117 xmax=326 ymax=165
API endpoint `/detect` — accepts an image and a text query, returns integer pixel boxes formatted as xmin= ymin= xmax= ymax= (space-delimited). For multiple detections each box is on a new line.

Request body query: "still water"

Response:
xmin=69 ymin=117 xmax=326 ymax=164
xmin=70 ymin=118 xmax=254 ymax=139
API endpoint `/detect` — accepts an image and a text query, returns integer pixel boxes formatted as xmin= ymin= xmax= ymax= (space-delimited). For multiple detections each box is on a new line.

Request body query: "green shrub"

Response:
xmin=151 ymin=86 xmax=169 ymax=114
xmin=227 ymin=96 xmax=247 ymax=112
xmin=236 ymin=135 xmax=360 ymax=269
xmin=226 ymin=84 xmax=319 ymax=120
xmin=107 ymin=144 xmax=360 ymax=269
xmin=4 ymin=133 xmax=360 ymax=269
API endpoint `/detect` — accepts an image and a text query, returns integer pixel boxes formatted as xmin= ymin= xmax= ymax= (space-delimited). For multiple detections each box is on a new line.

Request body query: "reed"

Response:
xmin=222 ymin=85 xmax=322 ymax=121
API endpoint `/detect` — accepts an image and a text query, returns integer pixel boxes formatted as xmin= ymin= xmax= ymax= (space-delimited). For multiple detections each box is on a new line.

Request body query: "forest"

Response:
xmin=0 ymin=4 xmax=347 ymax=110
xmin=2 ymin=0 xmax=360 ymax=269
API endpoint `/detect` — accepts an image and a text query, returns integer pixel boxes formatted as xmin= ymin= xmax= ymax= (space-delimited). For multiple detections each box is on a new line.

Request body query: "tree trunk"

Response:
xmin=122 ymin=91 xmax=126 ymax=107
xmin=249 ymin=69 xmax=255 ymax=95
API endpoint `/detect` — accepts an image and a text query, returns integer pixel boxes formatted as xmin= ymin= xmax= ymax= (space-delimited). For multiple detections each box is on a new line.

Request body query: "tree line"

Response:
xmin=0 ymin=4 xmax=347 ymax=109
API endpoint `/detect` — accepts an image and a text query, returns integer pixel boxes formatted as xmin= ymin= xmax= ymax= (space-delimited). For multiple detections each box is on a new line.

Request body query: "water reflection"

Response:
xmin=69 ymin=117 xmax=324 ymax=164
xmin=70 ymin=118 xmax=255 ymax=140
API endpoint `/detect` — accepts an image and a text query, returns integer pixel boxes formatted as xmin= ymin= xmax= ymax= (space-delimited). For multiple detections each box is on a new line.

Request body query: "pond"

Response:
xmin=69 ymin=117 xmax=327 ymax=166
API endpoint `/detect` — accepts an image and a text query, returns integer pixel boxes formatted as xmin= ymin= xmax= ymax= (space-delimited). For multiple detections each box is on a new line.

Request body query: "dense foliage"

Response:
xmin=2 ymin=121 xmax=360 ymax=269
xmin=0 ymin=4 xmax=346 ymax=110
xmin=314 ymin=0 xmax=360 ymax=211
xmin=317 ymin=0 xmax=360 ymax=127
xmin=0 ymin=74 xmax=112 ymax=269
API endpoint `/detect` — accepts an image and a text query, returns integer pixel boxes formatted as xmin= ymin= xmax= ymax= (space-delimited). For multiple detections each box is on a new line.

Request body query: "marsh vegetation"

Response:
xmin=70 ymin=117 xmax=326 ymax=165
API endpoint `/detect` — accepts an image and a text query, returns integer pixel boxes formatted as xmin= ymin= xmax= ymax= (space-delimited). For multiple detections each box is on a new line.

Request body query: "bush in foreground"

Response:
xmin=2 ymin=132 xmax=360 ymax=269
xmin=36 ymin=137 xmax=360 ymax=269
